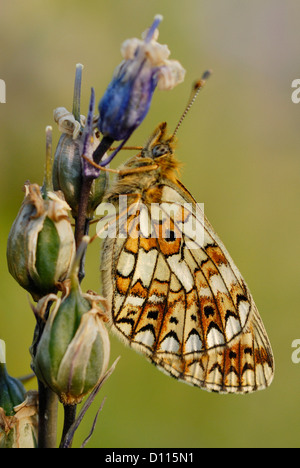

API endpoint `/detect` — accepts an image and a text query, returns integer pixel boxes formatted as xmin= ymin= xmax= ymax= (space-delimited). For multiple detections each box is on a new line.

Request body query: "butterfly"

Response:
xmin=98 ymin=89 xmax=274 ymax=394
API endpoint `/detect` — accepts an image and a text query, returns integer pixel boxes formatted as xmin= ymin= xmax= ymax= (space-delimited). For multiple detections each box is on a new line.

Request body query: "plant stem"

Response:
xmin=74 ymin=179 xmax=93 ymax=249
xmin=59 ymin=404 xmax=77 ymax=448
xmin=58 ymin=135 xmax=114 ymax=447
xmin=74 ymin=135 xmax=114 ymax=268
xmin=38 ymin=380 xmax=58 ymax=448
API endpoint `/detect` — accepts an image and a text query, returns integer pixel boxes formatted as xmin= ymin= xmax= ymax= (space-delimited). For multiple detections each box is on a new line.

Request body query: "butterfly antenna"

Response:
xmin=171 ymin=69 xmax=212 ymax=138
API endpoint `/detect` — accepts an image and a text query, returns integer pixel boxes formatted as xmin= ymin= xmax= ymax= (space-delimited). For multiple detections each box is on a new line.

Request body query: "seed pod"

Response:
xmin=0 ymin=340 xmax=26 ymax=416
xmin=52 ymin=125 xmax=108 ymax=218
xmin=0 ymin=391 xmax=38 ymax=449
xmin=32 ymin=237 xmax=110 ymax=405
xmin=7 ymin=183 xmax=75 ymax=301
xmin=52 ymin=63 xmax=108 ymax=217
xmin=0 ymin=340 xmax=37 ymax=449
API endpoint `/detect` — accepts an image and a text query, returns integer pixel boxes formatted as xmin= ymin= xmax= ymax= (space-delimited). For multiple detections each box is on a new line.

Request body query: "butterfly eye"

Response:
xmin=152 ymin=144 xmax=169 ymax=158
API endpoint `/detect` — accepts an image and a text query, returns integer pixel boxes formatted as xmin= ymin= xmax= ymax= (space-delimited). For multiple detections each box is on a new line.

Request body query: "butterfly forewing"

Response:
xmin=100 ymin=125 xmax=274 ymax=393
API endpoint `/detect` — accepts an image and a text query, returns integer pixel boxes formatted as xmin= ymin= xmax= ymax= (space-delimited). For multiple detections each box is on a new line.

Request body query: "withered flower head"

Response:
xmin=97 ymin=14 xmax=185 ymax=165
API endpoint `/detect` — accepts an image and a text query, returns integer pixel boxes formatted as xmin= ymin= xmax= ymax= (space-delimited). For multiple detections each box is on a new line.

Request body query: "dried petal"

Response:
xmin=0 ymin=391 xmax=38 ymax=448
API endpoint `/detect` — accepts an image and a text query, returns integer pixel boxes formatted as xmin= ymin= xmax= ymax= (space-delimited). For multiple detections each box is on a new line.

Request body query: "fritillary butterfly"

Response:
xmin=98 ymin=93 xmax=274 ymax=393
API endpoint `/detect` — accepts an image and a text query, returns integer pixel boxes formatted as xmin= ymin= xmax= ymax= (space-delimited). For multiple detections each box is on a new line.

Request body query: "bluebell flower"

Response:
xmin=97 ymin=14 xmax=185 ymax=166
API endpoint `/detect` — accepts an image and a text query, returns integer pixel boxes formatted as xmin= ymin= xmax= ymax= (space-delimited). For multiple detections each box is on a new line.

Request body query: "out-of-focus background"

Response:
xmin=1 ymin=0 xmax=300 ymax=448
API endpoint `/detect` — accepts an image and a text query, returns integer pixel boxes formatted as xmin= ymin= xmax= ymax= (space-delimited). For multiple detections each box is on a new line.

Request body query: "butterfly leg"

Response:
xmin=82 ymin=153 xmax=158 ymax=176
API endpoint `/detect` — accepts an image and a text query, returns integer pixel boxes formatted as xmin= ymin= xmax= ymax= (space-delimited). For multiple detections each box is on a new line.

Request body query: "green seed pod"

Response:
xmin=32 ymin=237 xmax=110 ymax=405
xmin=0 ymin=340 xmax=38 ymax=448
xmin=7 ymin=183 xmax=75 ymax=301
xmin=52 ymin=63 xmax=108 ymax=218
xmin=0 ymin=340 xmax=26 ymax=416
xmin=52 ymin=128 xmax=108 ymax=218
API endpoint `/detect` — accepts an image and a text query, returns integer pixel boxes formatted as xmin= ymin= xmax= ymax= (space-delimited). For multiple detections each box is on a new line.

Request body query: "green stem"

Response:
xmin=38 ymin=380 xmax=58 ymax=448
xmin=74 ymin=135 xmax=114 ymax=279
xmin=59 ymin=404 xmax=77 ymax=448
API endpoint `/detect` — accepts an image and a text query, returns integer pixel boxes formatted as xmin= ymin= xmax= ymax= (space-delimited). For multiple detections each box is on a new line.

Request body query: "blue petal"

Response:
xmin=98 ymin=64 xmax=157 ymax=142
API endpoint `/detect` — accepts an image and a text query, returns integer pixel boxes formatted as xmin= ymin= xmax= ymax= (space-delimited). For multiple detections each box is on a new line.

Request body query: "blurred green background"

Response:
xmin=1 ymin=0 xmax=300 ymax=448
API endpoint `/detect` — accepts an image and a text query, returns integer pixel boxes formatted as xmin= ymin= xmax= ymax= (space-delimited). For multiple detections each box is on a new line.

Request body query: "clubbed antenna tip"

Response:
xmin=172 ymin=69 xmax=212 ymax=138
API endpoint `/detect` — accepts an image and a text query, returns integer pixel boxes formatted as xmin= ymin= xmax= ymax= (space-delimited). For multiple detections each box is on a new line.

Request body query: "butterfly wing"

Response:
xmin=101 ymin=182 xmax=274 ymax=393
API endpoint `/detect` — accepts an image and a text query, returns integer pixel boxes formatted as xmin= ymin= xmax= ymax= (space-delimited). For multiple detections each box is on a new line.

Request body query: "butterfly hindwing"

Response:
xmin=101 ymin=180 xmax=274 ymax=393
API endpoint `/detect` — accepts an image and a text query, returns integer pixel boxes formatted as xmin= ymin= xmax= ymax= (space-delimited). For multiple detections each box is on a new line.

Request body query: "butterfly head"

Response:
xmin=141 ymin=122 xmax=177 ymax=161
